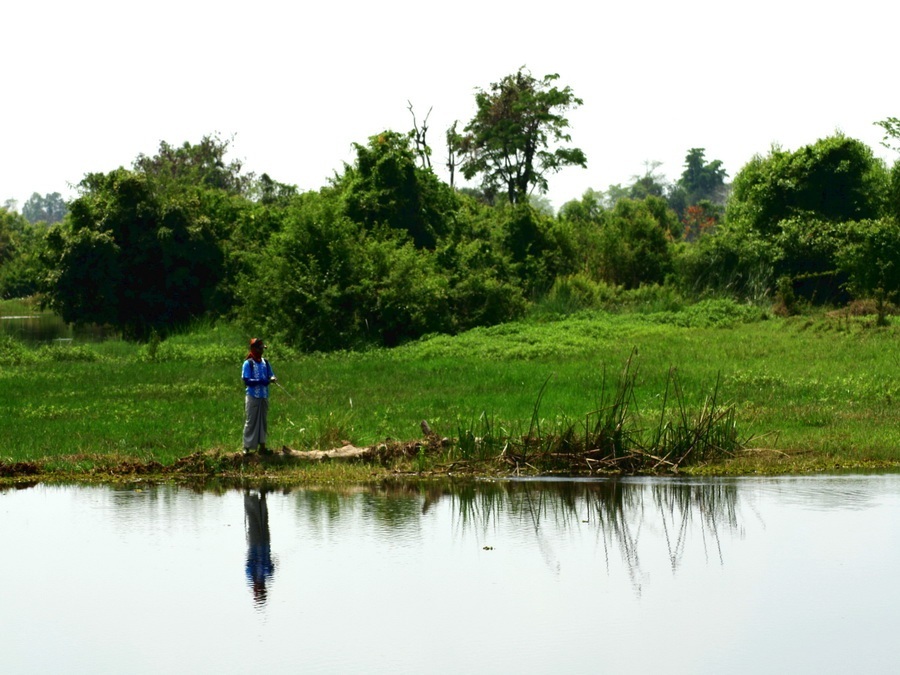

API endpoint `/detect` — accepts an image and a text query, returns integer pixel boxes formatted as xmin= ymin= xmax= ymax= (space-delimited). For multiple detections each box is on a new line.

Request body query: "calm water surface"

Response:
xmin=1 ymin=475 xmax=898 ymax=674
xmin=0 ymin=312 xmax=113 ymax=342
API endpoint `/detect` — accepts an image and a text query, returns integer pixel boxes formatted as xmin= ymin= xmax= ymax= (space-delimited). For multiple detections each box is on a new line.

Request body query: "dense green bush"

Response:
xmin=891 ymin=162 xmax=900 ymax=223
xmin=20 ymin=126 xmax=900 ymax=353
xmin=594 ymin=198 xmax=674 ymax=288
xmin=835 ymin=218 xmax=900 ymax=302
xmin=672 ymin=223 xmax=777 ymax=302
xmin=0 ymin=209 xmax=45 ymax=299
xmin=540 ymin=274 xmax=616 ymax=315
xmin=336 ymin=130 xmax=458 ymax=249
xmin=238 ymin=187 xmax=528 ymax=351
xmin=727 ymin=135 xmax=890 ymax=236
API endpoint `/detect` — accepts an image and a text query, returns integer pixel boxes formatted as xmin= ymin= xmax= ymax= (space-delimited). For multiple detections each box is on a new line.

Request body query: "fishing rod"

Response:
xmin=273 ymin=379 xmax=297 ymax=400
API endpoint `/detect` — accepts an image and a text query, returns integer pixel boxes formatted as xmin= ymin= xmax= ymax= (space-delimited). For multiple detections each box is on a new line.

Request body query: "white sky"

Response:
xmin=2 ymin=0 xmax=897 ymax=212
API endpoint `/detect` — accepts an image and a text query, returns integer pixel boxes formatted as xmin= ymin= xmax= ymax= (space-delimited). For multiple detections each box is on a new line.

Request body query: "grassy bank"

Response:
xmin=4 ymin=300 xmax=900 ymax=482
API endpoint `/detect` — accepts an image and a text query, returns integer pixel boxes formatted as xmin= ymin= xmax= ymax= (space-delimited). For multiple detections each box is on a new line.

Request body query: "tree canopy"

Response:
xmin=726 ymin=134 xmax=890 ymax=235
xmin=41 ymin=143 xmax=236 ymax=338
xmin=335 ymin=131 xmax=457 ymax=249
xmin=452 ymin=68 xmax=586 ymax=205
xmin=11 ymin=91 xmax=900 ymax=347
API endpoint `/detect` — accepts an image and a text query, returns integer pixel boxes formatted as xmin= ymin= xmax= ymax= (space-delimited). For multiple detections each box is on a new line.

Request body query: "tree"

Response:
xmin=133 ymin=134 xmax=253 ymax=196
xmin=0 ymin=207 xmax=24 ymax=263
xmin=875 ymin=117 xmax=900 ymax=154
xmin=628 ymin=161 xmax=668 ymax=200
xmin=558 ymin=189 xmax=605 ymax=225
xmin=600 ymin=184 xmax=631 ymax=210
xmin=875 ymin=117 xmax=900 ymax=222
xmin=727 ymin=134 xmax=890 ymax=236
xmin=594 ymin=199 xmax=674 ymax=288
xmin=453 ymin=68 xmax=586 ymax=204
xmin=681 ymin=200 xmax=722 ymax=241
xmin=678 ymin=149 xmax=728 ymax=204
xmin=42 ymin=168 xmax=227 ymax=339
xmin=0 ymin=208 xmax=46 ymax=298
xmin=836 ymin=218 xmax=900 ymax=305
xmin=666 ymin=149 xmax=728 ymax=218
xmin=22 ymin=192 xmax=68 ymax=224
xmin=337 ymin=130 xmax=457 ymax=249
xmin=407 ymin=102 xmax=432 ymax=170
xmin=239 ymin=190 xmax=455 ymax=350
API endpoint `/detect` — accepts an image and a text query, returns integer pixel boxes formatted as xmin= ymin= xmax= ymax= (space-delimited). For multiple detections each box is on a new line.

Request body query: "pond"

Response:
xmin=0 ymin=311 xmax=114 ymax=343
xmin=1 ymin=475 xmax=897 ymax=674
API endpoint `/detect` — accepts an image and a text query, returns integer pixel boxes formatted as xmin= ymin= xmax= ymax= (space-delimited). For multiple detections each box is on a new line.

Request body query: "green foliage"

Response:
xmin=891 ymin=161 xmax=900 ymax=223
xmin=875 ymin=116 xmax=900 ymax=154
xmin=240 ymin=189 xmax=527 ymax=351
xmin=38 ymin=136 xmax=264 ymax=339
xmin=673 ymin=222 xmax=777 ymax=302
xmin=647 ymin=298 xmax=765 ymax=328
xmin=674 ymin=148 xmax=728 ymax=212
xmin=727 ymin=135 xmax=890 ymax=235
xmin=453 ymin=67 xmax=586 ymax=204
xmin=556 ymin=196 xmax=678 ymax=292
xmin=250 ymin=173 xmax=299 ymax=205
xmin=558 ymin=189 xmax=605 ymax=225
xmin=239 ymin=191 xmax=362 ymax=351
xmin=133 ymin=134 xmax=253 ymax=195
xmin=42 ymin=168 xmax=227 ymax=339
xmin=436 ymin=205 xmax=527 ymax=329
xmin=774 ymin=217 xmax=849 ymax=304
xmin=539 ymin=274 xmax=619 ymax=315
xmin=336 ymin=130 xmax=457 ymax=248
xmin=0 ymin=208 xmax=27 ymax=264
xmin=239 ymin=191 xmax=442 ymax=350
xmin=595 ymin=198 xmax=673 ymax=288
xmin=627 ymin=161 xmax=668 ymax=201
xmin=835 ymin=218 xmax=900 ymax=302
xmin=0 ymin=208 xmax=47 ymax=299
xmin=0 ymin=221 xmax=47 ymax=299
xmin=499 ymin=204 xmax=556 ymax=291
xmin=22 ymin=110 xmax=899 ymax=363
xmin=692 ymin=135 xmax=889 ymax=308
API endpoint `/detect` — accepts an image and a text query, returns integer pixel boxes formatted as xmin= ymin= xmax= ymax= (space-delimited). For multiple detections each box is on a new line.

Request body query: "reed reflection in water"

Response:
xmin=290 ymin=478 xmax=744 ymax=596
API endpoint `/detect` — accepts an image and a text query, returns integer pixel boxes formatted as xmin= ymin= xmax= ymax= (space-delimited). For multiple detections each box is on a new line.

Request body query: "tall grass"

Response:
xmin=444 ymin=351 xmax=745 ymax=474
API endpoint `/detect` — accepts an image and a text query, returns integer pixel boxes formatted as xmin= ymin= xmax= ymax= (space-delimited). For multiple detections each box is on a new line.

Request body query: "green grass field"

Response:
xmin=4 ymin=300 xmax=900 ymax=477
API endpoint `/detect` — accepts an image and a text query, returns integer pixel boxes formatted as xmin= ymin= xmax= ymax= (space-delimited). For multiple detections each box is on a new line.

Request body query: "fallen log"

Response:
xmin=280 ymin=443 xmax=376 ymax=461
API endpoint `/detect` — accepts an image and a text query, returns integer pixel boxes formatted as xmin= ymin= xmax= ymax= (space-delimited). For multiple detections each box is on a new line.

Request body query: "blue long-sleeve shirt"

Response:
xmin=242 ymin=358 xmax=274 ymax=398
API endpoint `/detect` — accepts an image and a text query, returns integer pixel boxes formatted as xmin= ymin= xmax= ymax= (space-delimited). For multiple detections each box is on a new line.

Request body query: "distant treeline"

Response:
xmin=1 ymin=75 xmax=898 ymax=350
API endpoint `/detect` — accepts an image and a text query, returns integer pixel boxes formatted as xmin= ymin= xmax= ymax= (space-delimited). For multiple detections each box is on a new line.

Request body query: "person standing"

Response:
xmin=242 ymin=338 xmax=276 ymax=455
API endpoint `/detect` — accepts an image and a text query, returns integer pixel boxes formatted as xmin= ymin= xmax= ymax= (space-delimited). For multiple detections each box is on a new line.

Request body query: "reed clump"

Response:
xmin=441 ymin=351 xmax=747 ymax=475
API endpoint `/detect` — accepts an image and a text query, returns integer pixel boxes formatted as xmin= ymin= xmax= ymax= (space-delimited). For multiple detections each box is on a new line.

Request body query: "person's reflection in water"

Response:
xmin=244 ymin=488 xmax=276 ymax=608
